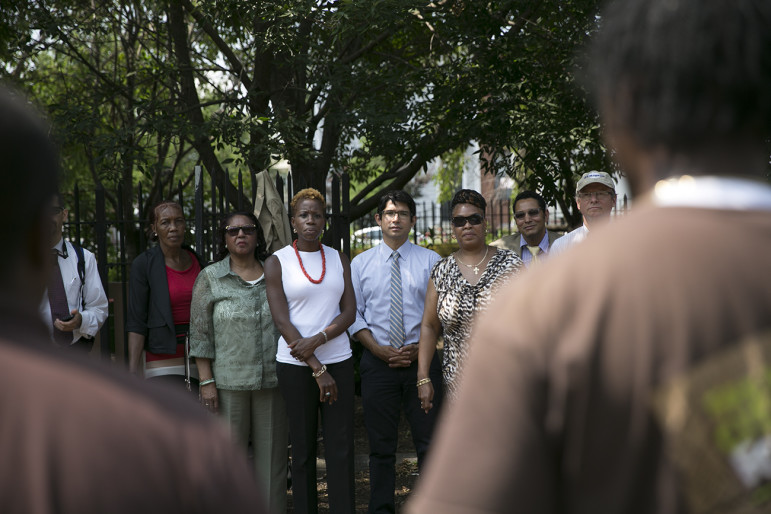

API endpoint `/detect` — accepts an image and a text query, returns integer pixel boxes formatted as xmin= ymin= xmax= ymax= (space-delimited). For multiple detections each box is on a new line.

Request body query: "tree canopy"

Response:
xmin=1 ymin=0 xmax=608 ymax=228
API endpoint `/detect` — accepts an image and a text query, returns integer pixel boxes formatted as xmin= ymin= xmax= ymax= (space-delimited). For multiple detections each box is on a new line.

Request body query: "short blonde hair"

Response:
xmin=290 ymin=188 xmax=325 ymax=215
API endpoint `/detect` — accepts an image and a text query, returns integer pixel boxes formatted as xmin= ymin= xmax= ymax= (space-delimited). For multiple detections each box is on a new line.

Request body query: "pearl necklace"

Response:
xmin=293 ymin=240 xmax=326 ymax=284
xmin=455 ymin=246 xmax=489 ymax=275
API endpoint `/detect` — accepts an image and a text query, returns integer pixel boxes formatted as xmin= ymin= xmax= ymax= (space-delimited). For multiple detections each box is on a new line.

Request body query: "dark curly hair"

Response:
xmin=0 ymin=86 xmax=60 ymax=275
xmin=451 ymin=189 xmax=487 ymax=215
xmin=217 ymin=211 xmax=270 ymax=262
xmin=586 ymin=0 xmax=771 ymax=153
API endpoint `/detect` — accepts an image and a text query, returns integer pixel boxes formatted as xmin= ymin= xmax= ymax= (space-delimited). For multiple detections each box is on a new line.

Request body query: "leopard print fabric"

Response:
xmin=431 ymin=248 xmax=522 ymax=400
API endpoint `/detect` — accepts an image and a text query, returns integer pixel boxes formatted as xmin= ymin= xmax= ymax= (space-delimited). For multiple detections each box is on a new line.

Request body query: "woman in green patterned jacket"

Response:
xmin=190 ymin=211 xmax=288 ymax=514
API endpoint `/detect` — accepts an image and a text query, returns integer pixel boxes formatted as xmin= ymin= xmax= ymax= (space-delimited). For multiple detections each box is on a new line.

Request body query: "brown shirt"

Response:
xmin=408 ymin=203 xmax=771 ymax=514
xmin=0 ymin=299 xmax=266 ymax=514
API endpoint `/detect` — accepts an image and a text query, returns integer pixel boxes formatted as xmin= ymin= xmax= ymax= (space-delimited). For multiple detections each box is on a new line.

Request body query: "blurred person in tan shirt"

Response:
xmin=408 ymin=0 xmax=771 ymax=512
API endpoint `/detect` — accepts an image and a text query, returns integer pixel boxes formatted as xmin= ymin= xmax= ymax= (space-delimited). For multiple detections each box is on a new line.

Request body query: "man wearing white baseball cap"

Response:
xmin=550 ymin=170 xmax=616 ymax=255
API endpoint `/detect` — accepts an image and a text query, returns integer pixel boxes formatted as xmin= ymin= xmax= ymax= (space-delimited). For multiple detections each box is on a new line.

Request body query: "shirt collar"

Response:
xmin=52 ymin=238 xmax=67 ymax=258
xmin=539 ymin=231 xmax=551 ymax=252
xmin=519 ymin=232 xmax=550 ymax=252
xmin=379 ymin=240 xmax=412 ymax=262
xmin=652 ymin=175 xmax=771 ymax=210
xmin=210 ymin=256 xmax=233 ymax=279
xmin=211 ymin=255 xmax=265 ymax=281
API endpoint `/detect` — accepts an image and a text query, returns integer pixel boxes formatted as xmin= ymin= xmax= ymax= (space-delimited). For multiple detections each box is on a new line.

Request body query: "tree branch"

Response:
xmin=180 ymin=0 xmax=253 ymax=92
xmin=168 ymin=0 xmax=251 ymax=211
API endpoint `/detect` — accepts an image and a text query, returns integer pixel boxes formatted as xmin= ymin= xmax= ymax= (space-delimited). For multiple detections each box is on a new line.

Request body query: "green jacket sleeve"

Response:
xmin=189 ymin=269 xmax=216 ymax=359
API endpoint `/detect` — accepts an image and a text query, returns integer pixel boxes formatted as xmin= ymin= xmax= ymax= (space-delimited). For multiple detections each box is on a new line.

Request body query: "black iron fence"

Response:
xmin=62 ymin=168 xmax=356 ymax=364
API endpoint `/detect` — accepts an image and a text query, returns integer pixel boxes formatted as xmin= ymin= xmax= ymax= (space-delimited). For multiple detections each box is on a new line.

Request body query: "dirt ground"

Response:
xmin=286 ymin=395 xmax=420 ymax=513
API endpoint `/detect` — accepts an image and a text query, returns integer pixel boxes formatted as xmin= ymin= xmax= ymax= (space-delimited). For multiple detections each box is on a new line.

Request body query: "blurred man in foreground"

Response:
xmin=408 ymin=0 xmax=771 ymax=512
xmin=0 ymin=85 xmax=265 ymax=512
xmin=40 ymin=193 xmax=109 ymax=352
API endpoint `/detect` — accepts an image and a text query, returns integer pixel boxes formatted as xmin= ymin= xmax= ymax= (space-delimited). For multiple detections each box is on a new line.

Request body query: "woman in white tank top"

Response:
xmin=265 ymin=188 xmax=357 ymax=514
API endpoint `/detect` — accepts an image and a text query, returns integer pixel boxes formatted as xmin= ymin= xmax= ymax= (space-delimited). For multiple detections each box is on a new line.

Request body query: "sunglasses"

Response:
xmin=514 ymin=208 xmax=541 ymax=220
xmin=225 ymin=224 xmax=257 ymax=236
xmin=451 ymin=214 xmax=484 ymax=227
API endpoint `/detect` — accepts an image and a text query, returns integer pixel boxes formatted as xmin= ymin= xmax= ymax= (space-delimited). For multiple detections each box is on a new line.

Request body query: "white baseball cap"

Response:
xmin=576 ymin=171 xmax=615 ymax=192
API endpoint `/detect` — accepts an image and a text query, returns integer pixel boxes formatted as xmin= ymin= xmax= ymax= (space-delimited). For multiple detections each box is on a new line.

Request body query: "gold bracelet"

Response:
xmin=416 ymin=377 xmax=431 ymax=387
xmin=312 ymin=364 xmax=327 ymax=378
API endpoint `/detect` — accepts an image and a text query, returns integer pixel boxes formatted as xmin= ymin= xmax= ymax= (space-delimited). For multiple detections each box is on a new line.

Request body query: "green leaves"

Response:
xmin=4 ymin=0 xmax=609 ymax=228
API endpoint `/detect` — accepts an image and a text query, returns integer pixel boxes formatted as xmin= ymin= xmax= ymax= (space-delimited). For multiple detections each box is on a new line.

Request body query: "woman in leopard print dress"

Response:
xmin=417 ymin=190 xmax=522 ymax=407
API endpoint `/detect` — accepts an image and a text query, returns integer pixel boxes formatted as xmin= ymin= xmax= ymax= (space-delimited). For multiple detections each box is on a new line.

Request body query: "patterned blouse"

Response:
xmin=431 ymin=248 xmax=522 ymax=399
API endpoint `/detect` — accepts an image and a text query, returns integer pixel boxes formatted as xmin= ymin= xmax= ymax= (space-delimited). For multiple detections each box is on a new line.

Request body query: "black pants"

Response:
xmin=360 ymin=347 xmax=443 ymax=514
xmin=277 ymin=358 xmax=355 ymax=514
xmin=69 ymin=337 xmax=94 ymax=353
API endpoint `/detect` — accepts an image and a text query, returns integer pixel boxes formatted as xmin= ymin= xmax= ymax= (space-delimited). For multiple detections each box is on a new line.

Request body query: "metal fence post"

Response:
xmin=331 ymin=174 xmax=341 ymax=251
xmin=237 ymin=170 xmax=244 ymax=212
xmin=194 ymin=165 xmax=204 ymax=258
xmin=342 ymin=172 xmax=350 ymax=257
xmin=94 ymin=185 xmax=110 ymax=360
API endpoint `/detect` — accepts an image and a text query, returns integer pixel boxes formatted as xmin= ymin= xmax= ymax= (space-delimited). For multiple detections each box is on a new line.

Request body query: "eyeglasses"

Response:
xmin=514 ymin=208 xmax=541 ymax=220
xmin=51 ymin=206 xmax=64 ymax=215
xmin=451 ymin=214 xmax=484 ymax=227
xmin=577 ymin=191 xmax=614 ymax=201
xmin=381 ymin=210 xmax=411 ymax=220
xmin=225 ymin=224 xmax=257 ymax=236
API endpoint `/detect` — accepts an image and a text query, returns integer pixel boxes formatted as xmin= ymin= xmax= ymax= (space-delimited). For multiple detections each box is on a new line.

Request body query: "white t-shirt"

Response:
xmin=274 ymin=244 xmax=351 ymax=366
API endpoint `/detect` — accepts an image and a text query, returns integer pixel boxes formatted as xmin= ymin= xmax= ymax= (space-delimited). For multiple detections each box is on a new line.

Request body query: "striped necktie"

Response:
xmin=388 ymin=250 xmax=405 ymax=349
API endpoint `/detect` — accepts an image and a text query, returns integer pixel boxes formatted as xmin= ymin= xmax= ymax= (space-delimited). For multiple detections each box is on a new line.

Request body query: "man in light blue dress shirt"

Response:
xmin=350 ymin=190 xmax=443 ymax=514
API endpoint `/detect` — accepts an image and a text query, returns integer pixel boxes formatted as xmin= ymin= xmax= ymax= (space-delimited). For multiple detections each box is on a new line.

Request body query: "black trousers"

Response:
xmin=360 ymin=347 xmax=443 ymax=514
xmin=69 ymin=337 xmax=95 ymax=353
xmin=277 ymin=358 xmax=355 ymax=514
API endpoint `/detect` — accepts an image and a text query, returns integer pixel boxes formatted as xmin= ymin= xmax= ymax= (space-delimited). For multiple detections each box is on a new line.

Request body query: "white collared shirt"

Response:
xmin=549 ymin=225 xmax=589 ymax=257
xmin=652 ymin=175 xmax=771 ymax=210
xmin=38 ymin=239 xmax=109 ymax=344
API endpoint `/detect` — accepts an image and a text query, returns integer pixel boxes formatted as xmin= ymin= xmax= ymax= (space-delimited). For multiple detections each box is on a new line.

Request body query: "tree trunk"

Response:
xmin=167 ymin=0 xmax=251 ymax=212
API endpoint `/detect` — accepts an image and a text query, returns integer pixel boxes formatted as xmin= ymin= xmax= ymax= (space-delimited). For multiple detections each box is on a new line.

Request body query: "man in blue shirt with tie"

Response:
xmin=350 ymin=190 xmax=443 ymax=514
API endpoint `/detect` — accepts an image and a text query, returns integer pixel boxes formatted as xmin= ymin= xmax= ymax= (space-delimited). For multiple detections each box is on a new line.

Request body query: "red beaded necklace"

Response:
xmin=293 ymin=239 xmax=325 ymax=284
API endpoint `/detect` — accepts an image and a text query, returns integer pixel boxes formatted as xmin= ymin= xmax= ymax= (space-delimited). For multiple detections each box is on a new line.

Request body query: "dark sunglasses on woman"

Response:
xmin=451 ymin=214 xmax=484 ymax=227
xmin=225 ymin=224 xmax=257 ymax=236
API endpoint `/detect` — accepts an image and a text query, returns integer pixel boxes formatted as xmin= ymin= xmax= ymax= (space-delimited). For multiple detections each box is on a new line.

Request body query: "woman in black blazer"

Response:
xmin=126 ymin=200 xmax=205 ymax=387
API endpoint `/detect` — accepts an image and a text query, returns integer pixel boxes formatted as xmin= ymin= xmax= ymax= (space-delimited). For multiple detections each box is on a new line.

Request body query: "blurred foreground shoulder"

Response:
xmin=0 ymin=323 xmax=266 ymax=514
